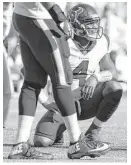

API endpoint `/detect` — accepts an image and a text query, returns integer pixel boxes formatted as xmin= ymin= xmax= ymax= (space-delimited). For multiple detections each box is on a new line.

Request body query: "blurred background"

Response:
xmin=4 ymin=2 xmax=127 ymax=96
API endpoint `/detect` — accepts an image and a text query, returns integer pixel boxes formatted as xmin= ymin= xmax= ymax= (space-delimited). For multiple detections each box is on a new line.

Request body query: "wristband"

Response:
xmin=93 ymin=71 xmax=113 ymax=83
xmin=91 ymin=74 xmax=99 ymax=83
xmin=48 ymin=4 xmax=66 ymax=24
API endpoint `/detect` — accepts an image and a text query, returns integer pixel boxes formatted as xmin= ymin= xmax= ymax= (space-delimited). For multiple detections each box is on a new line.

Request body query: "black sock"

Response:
xmin=85 ymin=123 xmax=101 ymax=136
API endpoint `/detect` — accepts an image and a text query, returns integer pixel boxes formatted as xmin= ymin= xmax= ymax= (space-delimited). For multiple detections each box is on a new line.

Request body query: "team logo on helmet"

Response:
xmin=68 ymin=7 xmax=83 ymax=24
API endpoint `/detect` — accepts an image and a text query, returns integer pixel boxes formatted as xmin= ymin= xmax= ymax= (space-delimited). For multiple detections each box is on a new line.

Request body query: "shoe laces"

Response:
xmin=85 ymin=134 xmax=103 ymax=149
xmin=25 ymin=143 xmax=53 ymax=158
xmin=77 ymin=133 xmax=103 ymax=149
xmin=26 ymin=146 xmax=43 ymax=157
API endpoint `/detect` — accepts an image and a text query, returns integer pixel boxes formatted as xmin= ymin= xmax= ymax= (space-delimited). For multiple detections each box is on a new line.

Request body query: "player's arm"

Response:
xmin=81 ymin=54 xmax=117 ymax=100
xmin=41 ymin=2 xmax=67 ymax=25
xmin=92 ymin=34 xmax=118 ymax=83
xmin=41 ymin=2 xmax=54 ymax=10
xmin=39 ymin=90 xmax=52 ymax=107
xmin=38 ymin=83 xmax=53 ymax=107
xmin=64 ymin=2 xmax=82 ymax=38
xmin=38 ymin=82 xmax=60 ymax=112
xmin=92 ymin=53 xmax=118 ymax=83
xmin=98 ymin=53 xmax=118 ymax=81
xmin=38 ymin=79 xmax=57 ymax=110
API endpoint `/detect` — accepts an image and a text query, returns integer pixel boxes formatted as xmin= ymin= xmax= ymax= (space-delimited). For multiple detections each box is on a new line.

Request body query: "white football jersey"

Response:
xmin=40 ymin=35 xmax=108 ymax=104
xmin=68 ymin=35 xmax=108 ymax=90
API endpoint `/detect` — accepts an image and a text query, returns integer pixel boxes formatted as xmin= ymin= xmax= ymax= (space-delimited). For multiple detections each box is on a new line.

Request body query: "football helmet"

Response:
xmin=67 ymin=3 xmax=103 ymax=40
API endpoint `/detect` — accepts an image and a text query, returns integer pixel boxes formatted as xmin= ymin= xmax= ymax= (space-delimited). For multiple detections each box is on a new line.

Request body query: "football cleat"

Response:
xmin=67 ymin=134 xmax=110 ymax=159
xmin=8 ymin=141 xmax=53 ymax=160
xmin=85 ymin=133 xmax=110 ymax=157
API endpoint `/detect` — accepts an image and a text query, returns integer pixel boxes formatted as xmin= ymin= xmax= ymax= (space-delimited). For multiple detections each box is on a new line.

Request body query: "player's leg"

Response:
xmin=15 ymin=16 xmax=81 ymax=143
xmin=10 ymin=13 xmax=80 ymax=159
xmin=8 ymin=34 xmax=52 ymax=159
xmin=32 ymin=19 xmax=81 ymax=145
xmin=34 ymin=106 xmax=66 ymax=147
xmin=8 ymin=38 xmax=53 ymax=159
xmin=33 ymin=83 xmax=104 ymax=147
xmin=34 ymin=83 xmax=111 ymax=157
xmin=75 ymin=83 xmax=110 ymax=156
xmin=85 ymin=81 xmax=123 ymax=141
xmin=16 ymin=37 xmax=47 ymax=143
xmin=78 ymin=83 xmax=105 ymax=121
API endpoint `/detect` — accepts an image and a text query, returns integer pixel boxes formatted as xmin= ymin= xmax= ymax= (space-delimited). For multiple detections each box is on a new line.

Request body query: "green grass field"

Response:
xmin=3 ymin=92 xmax=127 ymax=162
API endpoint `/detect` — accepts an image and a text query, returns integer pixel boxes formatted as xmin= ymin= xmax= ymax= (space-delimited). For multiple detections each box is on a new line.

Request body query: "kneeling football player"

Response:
xmin=34 ymin=3 xmax=123 ymax=158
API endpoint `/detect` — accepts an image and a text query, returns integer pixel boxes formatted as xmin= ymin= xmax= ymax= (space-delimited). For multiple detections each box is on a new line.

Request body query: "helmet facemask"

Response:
xmin=80 ymin=16 xmax=103 ymax=40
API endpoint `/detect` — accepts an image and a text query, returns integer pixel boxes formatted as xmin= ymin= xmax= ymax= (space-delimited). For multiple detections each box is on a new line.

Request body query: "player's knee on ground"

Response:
xmin=34 ymin=110 xmax=65 ymax=146
xmin=34 ymin=135 xmax=54 ymax=147
xmin=103 ymin=80 xmax=123 ymax=101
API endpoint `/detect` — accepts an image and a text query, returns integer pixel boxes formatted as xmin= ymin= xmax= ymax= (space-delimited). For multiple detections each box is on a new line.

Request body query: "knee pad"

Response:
xmin=103 ymin=81 xmax=123 ymax=98
xmin=22 ymin=81 xmax=42 ymax=98
xmin=34 ymin=135 xmax=54 ymax=147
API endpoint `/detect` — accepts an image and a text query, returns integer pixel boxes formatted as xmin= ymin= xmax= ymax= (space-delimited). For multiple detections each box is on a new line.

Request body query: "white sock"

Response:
xmin=16 ymin=115 xmax=34 ymax=144
xmin=93 ymin=117 xmax=104 ymax=128
xmin=63 ymin=113 xmax=81 ymax=143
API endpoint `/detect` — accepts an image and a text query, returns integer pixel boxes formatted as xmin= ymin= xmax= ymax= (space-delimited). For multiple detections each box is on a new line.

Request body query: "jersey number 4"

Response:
xmin=73 ymin=60 xmax=89 ymax=87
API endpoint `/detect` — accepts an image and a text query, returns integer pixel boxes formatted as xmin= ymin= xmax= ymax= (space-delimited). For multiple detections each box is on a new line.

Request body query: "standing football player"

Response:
xmin=8 ymin=2 xmax=102 ymax=160
xmin=34 ymin=3 xmax=123 ymax=158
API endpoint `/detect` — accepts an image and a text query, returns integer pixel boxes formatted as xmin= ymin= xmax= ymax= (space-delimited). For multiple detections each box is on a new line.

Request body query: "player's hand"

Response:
xmin=58 ymin=19 xmax=74 ymax=40
xmin=81 ymin=75 xmax=98 ymax=100
xmin=57 ymin=23 xmax=71 ymax=41
xmin=44 ymin=102 xmax=59 ymax=112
